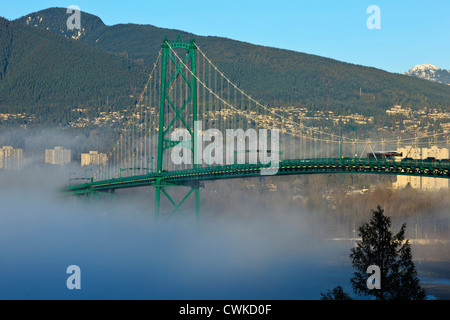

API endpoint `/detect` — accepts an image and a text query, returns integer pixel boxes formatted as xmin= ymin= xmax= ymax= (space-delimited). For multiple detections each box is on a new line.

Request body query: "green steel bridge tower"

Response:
xmin=155 ymin=36 xmax=200 ymax=220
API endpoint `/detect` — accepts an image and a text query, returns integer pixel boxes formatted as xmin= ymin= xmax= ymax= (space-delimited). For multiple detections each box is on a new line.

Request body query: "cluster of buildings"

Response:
xmin=0 ymin=146 xmax=23 ymax=171
xmin=396 ymin=145 xmax=449 ymax=160
xmin=0 ymin=112 xmax=35 ymax=124
xmin=80 ymin=151 xmax=108 ymax=167
xmin=384 ymin=105 xmax=450 ymax=134
xmin=69 ymin=108 xmax=156 ymax=128
xmin=393 ymin=175 xmax=448 ymax=191
xmin=45 ymin=147 xmax=108 ymax=167
xmin=386 ymin=105 xmax=412 ymax=116
xmin=45 ymin=147 xmax=71 ymax=166
xmin=393 ymin=145 xmax=449 ymax=191
xmin=0 ymin=146 xmax=108 ymax=170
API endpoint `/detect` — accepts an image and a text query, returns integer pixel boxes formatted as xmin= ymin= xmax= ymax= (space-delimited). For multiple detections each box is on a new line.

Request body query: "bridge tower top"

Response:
xmin=162 ymin=35 xmax=196 ymax=50
xmin=157 ymin=35 xmax=198 ymax=173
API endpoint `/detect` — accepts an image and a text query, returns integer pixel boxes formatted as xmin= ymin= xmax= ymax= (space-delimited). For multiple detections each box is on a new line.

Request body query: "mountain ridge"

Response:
xmin=0 ymin=16 xmax=150 ymax=124
xmin=404 ymin=64 xmax=450 ymax=86
xmin=2 ymin=7 xmax=450 ymax=128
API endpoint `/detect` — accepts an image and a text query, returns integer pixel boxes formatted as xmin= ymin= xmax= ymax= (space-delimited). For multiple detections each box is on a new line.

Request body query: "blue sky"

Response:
xmin=1 ymin=0 xmax=449 ymax=73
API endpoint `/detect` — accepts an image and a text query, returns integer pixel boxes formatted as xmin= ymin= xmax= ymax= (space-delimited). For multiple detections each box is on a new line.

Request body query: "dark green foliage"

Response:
xmin=349 ymin=205 xmax=426 ymax=300
xmin=7 ymin=7 xmax=450 ymax=125
xmin=78 ymin=19 xmax=450 ymax=116
xmin=0 ymin=15 xmax=149 ymax=124
xmin=320 ymin=285 xmax=352 ymax=300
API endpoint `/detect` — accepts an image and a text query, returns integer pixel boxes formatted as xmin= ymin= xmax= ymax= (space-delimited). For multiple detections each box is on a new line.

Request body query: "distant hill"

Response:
xmin=404 ymin=64 xmax=450 ymax=86
xmin=5 ymin=7 xmax=450 ymax=126
xmin=0 ymin=16 xmax=149 ymax=125
xmin=15 ymin=6 xmax=106 ymax=40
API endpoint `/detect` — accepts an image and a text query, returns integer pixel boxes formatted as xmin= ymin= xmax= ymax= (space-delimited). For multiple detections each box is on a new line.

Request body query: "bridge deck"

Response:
xmin=62 ymin=158 xmax=450 ymax=195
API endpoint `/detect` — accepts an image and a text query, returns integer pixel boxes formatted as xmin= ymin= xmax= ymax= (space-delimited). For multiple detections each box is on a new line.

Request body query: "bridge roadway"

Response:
xmin=62 ymin=158 xmax=450 ymax=196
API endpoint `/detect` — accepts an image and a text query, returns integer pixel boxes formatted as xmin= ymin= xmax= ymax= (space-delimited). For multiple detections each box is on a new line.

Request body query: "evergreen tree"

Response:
xmin=320 ymin=285 xmax=352 ymax=300
xmin=349 ymin=205 xmax=426 ymax=300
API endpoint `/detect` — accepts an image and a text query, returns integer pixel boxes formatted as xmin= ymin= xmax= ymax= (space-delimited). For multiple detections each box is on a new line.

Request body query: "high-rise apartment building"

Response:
xmin=394 ymin=145 xmax=449 ymax=191
xmin=45 ymin=147 xmax=71 ymax=165
xmin=80 ymin=151 xmax=108 ymax=167
xmin=0 ymin=146 xmax=23 ymax=170
xmin=397 ymin=145 xmax=449 ymax=160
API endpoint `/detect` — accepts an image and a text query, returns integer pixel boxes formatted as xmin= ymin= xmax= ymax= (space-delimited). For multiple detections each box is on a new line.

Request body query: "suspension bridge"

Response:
xmin=62 ymin=36 xmax=450 ymax=218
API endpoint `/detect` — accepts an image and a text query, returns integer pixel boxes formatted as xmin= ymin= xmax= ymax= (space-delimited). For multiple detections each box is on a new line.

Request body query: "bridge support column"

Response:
xmin=154 ymin=180 xmax=202 ymax=221
xmin=195 ymin=187 xmax=200 ymax=222
xmin=155 ymin=184 xmax=162 ymax=220
xmin=153 ymin=36 xmax=200 ymax=222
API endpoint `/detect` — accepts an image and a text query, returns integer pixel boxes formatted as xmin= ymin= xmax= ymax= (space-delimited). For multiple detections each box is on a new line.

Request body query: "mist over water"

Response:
xmin=0 ymin=161 xmax=359 ymax=300
xmin=0 ymin=127 xmax=448 ymax=299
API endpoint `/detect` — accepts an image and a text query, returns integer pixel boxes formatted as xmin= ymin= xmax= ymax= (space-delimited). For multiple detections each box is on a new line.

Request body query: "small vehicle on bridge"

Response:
xmin=367 ymin=151 xmax=403 ymax=161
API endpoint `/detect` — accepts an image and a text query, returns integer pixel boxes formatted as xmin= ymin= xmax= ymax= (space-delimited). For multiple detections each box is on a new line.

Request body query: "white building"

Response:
xmin=393 ymin=176 xmax=448 ymax=191
xmin=0 ymin=146 xmax=23 ymax=171
xmin=45 ymin=147 xmax=71 ymax=165
xmin=80 ymin=151 xmax=108 ymax=167
xmin=397 ymin=145 xmax=449 ymax=160
xmin=422 ymin=145 xmax=449 ymax=159
xmin=386 ymin=105 xmax=411 ymax=116
xmin=394 ymin=145 xmax=449 ymax=191
xmin=397 ymin=146 xmax=422 ymax=159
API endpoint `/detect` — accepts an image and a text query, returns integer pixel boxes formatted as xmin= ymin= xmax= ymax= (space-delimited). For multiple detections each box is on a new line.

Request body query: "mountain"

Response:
xmin=404 ymin=64 xmax=450 ymax=85
xmin=0 ymin=16 xmax=150 ymax=125
xmin=15 ymin=6 xmax=106 ymax=41
xmin=5 ymin=7 xmax=450 ymax=126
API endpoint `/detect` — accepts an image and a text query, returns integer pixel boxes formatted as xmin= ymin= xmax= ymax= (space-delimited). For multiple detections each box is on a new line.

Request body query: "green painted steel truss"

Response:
xmin=63 ymin=158 xmax=450 ymax=196
xmin=156 ymin=36 xmax=199 ymax=219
